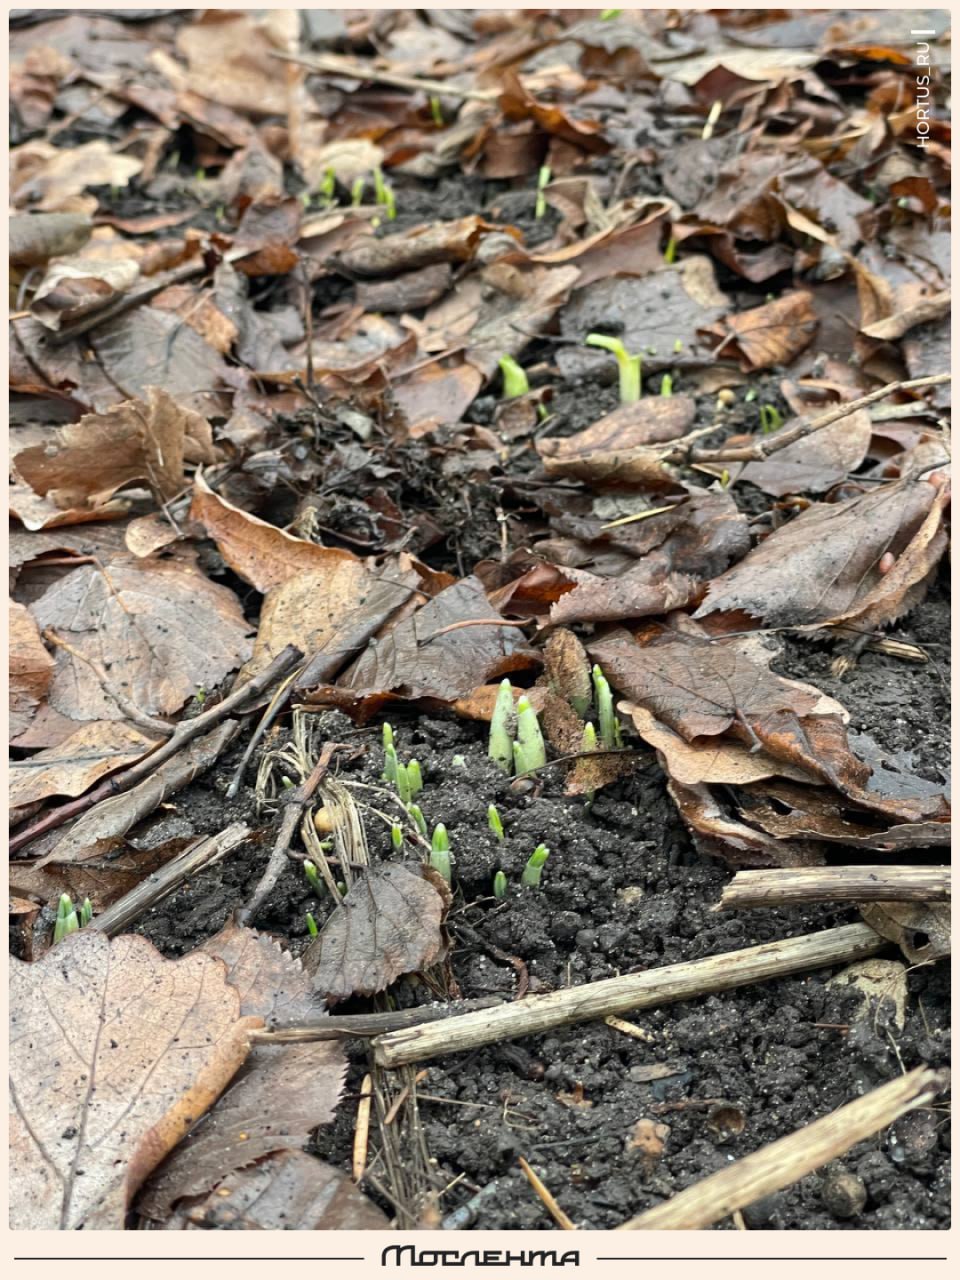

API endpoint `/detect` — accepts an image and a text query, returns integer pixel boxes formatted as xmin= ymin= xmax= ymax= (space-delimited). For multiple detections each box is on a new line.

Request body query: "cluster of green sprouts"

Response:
xmin=303 ymin=167 xmax=396 ymax=220
xmin=53 ymin=894 xmax=92 ymax=944
xmin=380 ymin=723 xmax=453 ymax=885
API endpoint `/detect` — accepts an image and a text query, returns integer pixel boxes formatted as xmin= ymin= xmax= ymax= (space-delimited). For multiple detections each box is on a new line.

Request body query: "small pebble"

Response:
xmin=820 ymin=1169 xmax=867 ymax=1218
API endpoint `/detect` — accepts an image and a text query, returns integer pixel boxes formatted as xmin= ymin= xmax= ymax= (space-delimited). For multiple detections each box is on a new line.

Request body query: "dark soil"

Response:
xmin=134 ymin=575 xmax=950 ymax=1231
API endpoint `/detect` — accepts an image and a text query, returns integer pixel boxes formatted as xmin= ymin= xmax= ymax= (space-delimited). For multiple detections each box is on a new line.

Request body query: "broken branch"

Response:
xmin=715 ymin=865 xmax=951 ymax=910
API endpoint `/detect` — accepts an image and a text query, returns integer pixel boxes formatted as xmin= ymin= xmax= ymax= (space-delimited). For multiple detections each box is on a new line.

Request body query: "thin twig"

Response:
xmin=353 ymin=1073 xmax=374 ymax=1182
xmin=252 ymin=995 xmax=505 ymax=1042
xmin=271 ymin=49 xmax=499 ymax=104
xmin=684 ymin=373 xmax=951 ymax=466
xmin=518 ymin=1157 xmax=578 ymax=1230
xmin=418 ymin=617 xmax=530 ymax=645
xmin=11 ymin=645 xmax=303 ymax=855
xmin=373 ymin=922 xmax=885 ymax=1067
xmin=617 ymin=1066 xmax=947 ymax=1229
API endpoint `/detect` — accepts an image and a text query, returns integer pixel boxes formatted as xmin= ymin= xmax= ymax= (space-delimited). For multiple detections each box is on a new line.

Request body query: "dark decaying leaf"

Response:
xmin=667 ymin=778 xmax=825 ymax=869
xmin=137 ymin=921 xmax=344 ymax=1221
xmin=10 ymin=930 xmax=260 ymax=1229
xmin=336 ymin=216 xmax=500 ymax=277
xmin=740 ymin=409 xmax=872 ymax=496
xmin=306 ymin=575 xmax=540 ymax=719
xmin=696 ymin=476 xmax=945 ymax=629
xmin=538 ymin=397 xmax=696 ymax=488
xmin=160 ymin=1149 xmax=389 ymax=1230
xmin=703 ymin=290 xmax=818 ymax=370
xmin=304 ymin=863 xmax=451 ymax=1003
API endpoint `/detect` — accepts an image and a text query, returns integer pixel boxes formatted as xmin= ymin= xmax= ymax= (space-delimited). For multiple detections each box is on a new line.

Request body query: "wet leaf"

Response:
xmin=740 ymin=409 xmax=872 ymax=497
xmin=667 ymin=777 xmax=823 ymax=869
xmin=336 ymin=216 xmax=498 ymax=277
xmin=10 ymin=930 xmax=260 ymax=1229
xmin=9 ymin=721 xmax=159 ymax=808
xmin=10 ymin=600 xmax=54 ymax=741
xmin=30 ymin=553 xmax=252 ymax=722
xmin=538 ymin=398 xmax=696 ymax=489
xmin=304 ymin=863 xmax=451 ymax=1003
xmin=160 ymin=1149 xmax=389 ymax=1230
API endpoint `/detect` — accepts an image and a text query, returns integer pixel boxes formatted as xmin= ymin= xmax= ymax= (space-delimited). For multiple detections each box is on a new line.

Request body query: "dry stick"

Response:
xmin=715 ymin=865 xmax=951 ymax=911
xmin=271 ymin=49 xmax=499 ymax=104
xmin=373 ymin=922 xmax=885 ymax=1068
xmin=685 ymin=373 xmax=950 ymax=465
xmin=10 ymin=645 xmax=303 ymax=855
xmin=88 ymin=822 xmax=251 ymax=936
xmin=353 ymin=1073 xmax=374 ymax=1183
xmin=252 ymin=996 xmax=505 ymax=1043
xmin=617 ymin=1065 xmax=947 ymax=1230
xmin=518 ymin=1157 xmax=578 ymax=1231
xmin=237 ymin=740 xmax=352 ymax=924
xmin=226 ymin=665 xmax=303 ymax=800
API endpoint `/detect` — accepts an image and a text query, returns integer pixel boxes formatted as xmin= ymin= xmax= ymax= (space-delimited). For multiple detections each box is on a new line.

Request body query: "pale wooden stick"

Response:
xmin=353 ymin=1073 xmax=373 ymax=1183
xmin=716 ymin=866 xmax=951 ymax=910
xmin=687 ymin=373 xmax=950 ymax=465
xmin=373 ymin=923 xmax=884 ymax=1067
xmin=617 ymin=1065 xmax=947 ymax=1230
xmin=518 ymin=1156 xmax=578 ymax=1230
xmin=88 ymin=823 xmax=251 ymax=936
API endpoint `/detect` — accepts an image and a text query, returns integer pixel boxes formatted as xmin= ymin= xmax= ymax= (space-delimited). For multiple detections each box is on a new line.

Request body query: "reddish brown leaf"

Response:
xmin=704 ymin=290 xmax=819 ymax=370
xmin=10 ymin=600 xmax=54 ymax=741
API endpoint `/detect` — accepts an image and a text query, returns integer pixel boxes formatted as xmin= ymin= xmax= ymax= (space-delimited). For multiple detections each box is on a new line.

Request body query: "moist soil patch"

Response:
xmin=134 ymin=580 xmax=950 ymax=1232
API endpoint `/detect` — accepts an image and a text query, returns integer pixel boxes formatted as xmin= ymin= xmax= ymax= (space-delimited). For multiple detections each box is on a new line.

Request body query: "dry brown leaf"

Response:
xmin=304 ymin=863 xmax=451 ymax=1003
xmin=15 ymin=387 xmax=215 ymax=510
xmin=10 ymin=843 xmax=192 ymax=916
xmin=740 ymin=409 xmax=873 ymax=496
xmin=860 ymin=902 xmax=950 ymax=964
xmin=137 ymin=922 xmax=344 ymax=1220
xmin=705 ymin=290 xmax=819 ymax=370
xmin=10 ymin=930 xmax=260 ymax=1229
xmin=189 ymin=474 xmax=361 ymax=593
xmin=31 ymin=554 xmax=252 ymax=722
xmin=11 ymin=139 xmax=142 ymax=211
xmin=667 ymin=777 xmax=824 ymax=868
xmin=10 ymin=600 xmax=54 ymax=741
xmin=160 ymin=1149 xmax=389 ymax=1230
xmin=538 ymin=398 xmax=695 ymax=489
xmin=31 ymin=254 xmax=140 ymax=332
xmin=9 ymin=721 xmax=158 ymax=808
xmin=336 ymin=216 xmax=498 ymax=278
xmin=498 ymin=70 xmax=610 ymax=153
xmin=9 ymin=211 xmax=92 ymax=266
xmin=696 ymin=475 xmax=944 ymax=630
xmin=174 ymin=10 xmax=297 ymax=117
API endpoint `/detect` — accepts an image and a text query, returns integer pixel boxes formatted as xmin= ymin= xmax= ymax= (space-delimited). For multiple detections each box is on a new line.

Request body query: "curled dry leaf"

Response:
xmin=190 ymin=473 xmax=361 ymax=593
xmin=538 ymin=397 xmax=696 ymax=489
xmin=498 ymin=70 xmax=611 ymax=153
xmin=31 ymin=254 xmax=140 ymax=332
xmin=9 ymin=720 xmax=159 ymax=808
xmin=309 ymin=575 xmax=540 ymax=719
xmin=31 ymin=554 xmax=252 ymax=722
xmin=304 ymin=863 xmax=451 ymax=1004
xmin=667 ymin=777 xmax=824 ymax=869
xmin=10 ymin=600 xmax=54 ymax=741
xmin=696 ymin=475 xmax=946 ymax=630
xmin=15 ymin=386 xmax=216 ymax=510
xmin=160 ymin=1148 xmax=389 ymax=1230
xmin=860 ymin=902 xmax=950 ymax=965
xmin=137 ymin=922 xmax=344 ymax=1221
xmin=704 ymin=290 xmax=819 ymax=370
xmin=336 ymin=216 xmax=500 ymax=278
xmin=12 ymin=139 xmax=142 ymax=211
xmin=9 ymin=930 xmax=260 ymax=1229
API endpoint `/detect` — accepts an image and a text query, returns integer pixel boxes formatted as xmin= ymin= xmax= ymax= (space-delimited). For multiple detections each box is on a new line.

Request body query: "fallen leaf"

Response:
xmin=15 ymin=387 xmax=215 ymax=510
xmin=10 ymin=600 xmax=54 ymax=741
xmin=499 ymin=70 xmax=610 ymax=153
xmin=31 ymin=553 xmax=252 ymax=722
xmin=9 ymin=721 xmax=158 ymax=808
xmin=160 ymin=1149 xmax=389 ymax=1230
xmin=704 ymin=291 xmax=818 ymax=370
xmin=304 ymin=863 xmax=451 ymax=1003
xmin=174 ymin=10 xmax=297 ymax=117
xmin=11 ymin=139 xmax=142 ymax=211
xmin=9 ymin=211 xmax=92 ymax=266
xmin=31 ymin=254 xmax=140 ymax=332
xmin=10 ymin=930 xmax=260 ymax=1229
xmin=740 ymin=409 xmax=872 ymax=496
xmin=668 ymin=777 xmax=824 ymax=868
xmin=336 ymin=216 xmax=498 ymax=278
xmin=860 ymin=901 xmax=950 ymax=965
xmin=538 ymin=398 xmax=696 ymax=488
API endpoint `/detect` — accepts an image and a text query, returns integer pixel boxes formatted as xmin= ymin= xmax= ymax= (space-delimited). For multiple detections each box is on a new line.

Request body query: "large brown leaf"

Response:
xmin=10 ymin=600 xmax=54 ymax=740
xmin=9 ymin=720 xmax=158 ymax=808
xmin=537 ymin=398 xmax=696 ymax=489
xmin=740 ymin=409 xmax=873 ymax=497
xmin=696 ymin=475 xmax=943 ymax=629
xmin=30 ymin=552 xmax=252 ymax=721
xmin=15 ymin=387 xmax=214 ymax=511
xmin=161 ymin=1149 xmax=389 ymax=1230
xmin=137 ymin=922 xmax=344 ymax=1220
xmin=703 ymin=290 xmax=818 ymax=370
xmin=9 ymin=930 xmax=260 ymax=1229
xmin=304 ymin=863 xmax=451 ymax=1003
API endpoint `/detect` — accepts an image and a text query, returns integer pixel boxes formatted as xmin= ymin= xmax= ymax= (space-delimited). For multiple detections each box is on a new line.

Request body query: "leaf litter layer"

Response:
xmin=8 ymin=6 xmax=950 ymax=1233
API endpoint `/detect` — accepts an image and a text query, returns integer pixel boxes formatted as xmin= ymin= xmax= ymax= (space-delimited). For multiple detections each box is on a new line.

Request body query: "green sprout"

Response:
xmin=382 ymin=722 xmax=395 ymax=752
xmin=582 ymin=722 xmax=598 ymax=752
xmin=396 ymin=761 xmax=412 ymax=805
xmin=521 ymin=844 xmax=550 ymax=888
xmin=585 ymin=333 xmax=641 ymax=403
xmin=53 ymin=894 xmax=79 ymax=944
xmin=391 ymin=822 xmax=404 ymax=851
xmin=373 ymin=167 xmax=396 ymax=219
xmin=493 ymin=870 xmax=508 ymax=899
xmin=535 ymin=165 xmax=551 ymax=219
xmin=430 ymin=96 xmax=444 ymax=127
xmin=407 ymin=759 xmax=424 ymax=797
xmin=383 ymin=742 xmax=399 ymax=784
xmin=759 ymin=404 xmax=783 ymax=433
xmin=318 ymin=166 xmax=337 ymax=204
xmin=489 ymin=678 xmax=515 ymax=773
xmin=430 ymin=823 xmax=452 ymax=883
xmin=660 ymin=373 xmax=673 ymax=397
xmin=601 ymin=8 xmax=623 ymax=17
xmin=592 ymin=664 xmax=622 ymax=749
xmin=194 ymin=685 xmax=207 ymax=706
xmin=515 ymin=696 xmax=547 ymax=774
xmin=195 ymin=167 xmax=206 ymax=184
xmin=664 ymin=235 xmax=677 ymax=264
xmin=280 ymin=775 xmax=295 ymax=790
xmin=351 ymin=176 xmax=365 ymax=206
xmin=744 ymin=387 xmax=758 ymax=402
xmin=306 ymin=912 xmax=319 ymax=937
xmin=488 ymin=804 xmax=505 ymax=840
xmin=407 ymin=803 xmax=428 ymax=836
xmin=498 ymin=354 xmax=529 ymax=399
xmin=304 ymin=860 xmax=324 ymax=896
xmin=720 ymin=468 xmax=731 ymax=490
xmin=452 ymin=753 xmax=466 ymax=767
xmin=673 ymin=338 xmax=684 ymax=354
xmin=512 ymin=741 xmax=524 ymax=774
xmin=79 ymin=898 xmax=93 ymax=928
